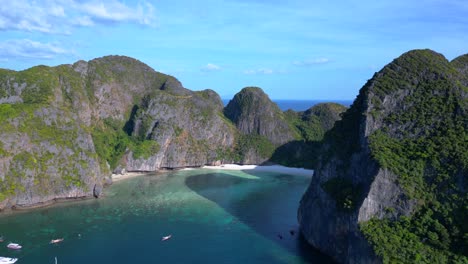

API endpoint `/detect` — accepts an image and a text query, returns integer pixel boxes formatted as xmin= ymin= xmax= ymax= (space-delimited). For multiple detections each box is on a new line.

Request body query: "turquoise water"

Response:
xmin=0 ymin=169 xmax=333 ymax=263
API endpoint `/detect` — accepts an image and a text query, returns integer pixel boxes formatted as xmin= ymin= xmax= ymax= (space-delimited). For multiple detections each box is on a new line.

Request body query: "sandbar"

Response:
xmin=202 ymin=164 xmax=314 ymax=177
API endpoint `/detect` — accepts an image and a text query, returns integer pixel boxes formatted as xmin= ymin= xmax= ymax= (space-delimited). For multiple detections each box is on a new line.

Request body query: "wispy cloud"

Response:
xmin=0 ymin=0 xmax=156 ymax=34
xmin=77 ymin=1 xmax=155 ymax=25
xmin=243 ymin=68 xmax=274 ymax=75
xmin=293 ymin=58 xmax=330 ymax=67
xmin=201 ymin=63 xmax=221 ymax=72
xmin=72 ymin=16 xmax=95 ymax=27
xmin=0 ymin=39 xmax=71 ymax=59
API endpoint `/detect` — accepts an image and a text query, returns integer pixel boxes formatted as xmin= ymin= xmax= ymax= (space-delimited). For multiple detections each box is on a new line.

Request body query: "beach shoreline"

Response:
xmin=200 ymin=164 xmax=314 ymax=177
xmin=111 ymin=171 xmax=155 ymax=182
xmin=112 ymin=164 xmax=314 ymax=183
xmin=0 ymin=164 xmax=312 ymax=215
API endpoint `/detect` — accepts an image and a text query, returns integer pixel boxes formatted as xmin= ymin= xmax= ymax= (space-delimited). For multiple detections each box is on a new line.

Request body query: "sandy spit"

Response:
xmin=200 ymin=164 xmax=314 ymax=177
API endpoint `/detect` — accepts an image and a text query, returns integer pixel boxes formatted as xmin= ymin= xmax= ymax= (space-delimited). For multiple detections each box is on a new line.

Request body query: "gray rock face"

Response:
xmin=298 ymin=49 xmax=466 ymax=263
xmin=122 ymin=89 xmax=236 ymax=170
xmin=0 ymin=56 xmax=238 ymax=209
xmin=224 ymin=87 xmax=295 ymax=145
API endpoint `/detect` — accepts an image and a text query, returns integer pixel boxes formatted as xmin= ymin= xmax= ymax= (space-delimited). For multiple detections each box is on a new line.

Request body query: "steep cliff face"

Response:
xmin=270 ymin=103 xmax=347 ymax=168
xmin=298 ymin=50 xmax=467 ymax=263
xmin=124 ymin=88 xmax=236 ymax=170
xmin=77 ymin=56 xmax=236 ymax=171
xmin=224 ymin=87 xmax=297 ymax=163
xmin=0 ymin=56 xmax=237 ymax=209
xmin=224 ymin=87 xmax=296 ymax=145
xmin=0 ymin=65 xmax=105 ymax=210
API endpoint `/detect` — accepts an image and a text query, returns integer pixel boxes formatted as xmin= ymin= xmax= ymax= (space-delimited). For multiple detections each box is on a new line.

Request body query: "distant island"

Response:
xmin=0 ymin=49 xmax=466 ymax=264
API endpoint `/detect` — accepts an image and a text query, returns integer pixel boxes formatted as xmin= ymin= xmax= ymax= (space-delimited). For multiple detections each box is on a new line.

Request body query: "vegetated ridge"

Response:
xmin=298 ymin=49 xmax=467 ymax=263
xmin=0 ymin=55 xmax=344 ymax=210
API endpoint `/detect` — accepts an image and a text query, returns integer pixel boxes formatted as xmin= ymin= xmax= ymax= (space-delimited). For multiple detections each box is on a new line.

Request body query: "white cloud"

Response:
xmin=293 ymin=58 xmax=330 ymax=66
xmin=72 ymin=16 xmax=94 ymax=27
xmin=77 ymin=1 xmax=155 ymax=25
xmin=0 ymin=39 xmax=70 ymax=59
xmin=50 ymin=5 xmax=66 ymax=17
xmin=243 ymin=68 xmax=274 ymax=75
xmin=0 ymin=0 xmax=54 ymax=33
xmin=201 ymin=63 xmax=221 ymax=72
xmin=0 ymin=0 xmax=156 ymax=34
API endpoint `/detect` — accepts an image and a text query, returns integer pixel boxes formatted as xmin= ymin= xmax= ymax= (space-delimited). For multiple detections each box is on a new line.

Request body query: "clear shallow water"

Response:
xmin=0 ymin=169 xmax=334 ymax=263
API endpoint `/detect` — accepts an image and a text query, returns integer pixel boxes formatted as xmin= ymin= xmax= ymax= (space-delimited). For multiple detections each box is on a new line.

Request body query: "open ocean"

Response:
xmin=0 ymin=169 xmax=335 ymax=264
xmin=222 ymin=99 xmax=353 ymax=112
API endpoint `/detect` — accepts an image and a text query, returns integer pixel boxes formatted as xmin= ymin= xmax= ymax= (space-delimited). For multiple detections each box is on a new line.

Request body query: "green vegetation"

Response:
xmin=132 ymin=140 xmax=160 ymax=159
xmin=92 ymin=117 xmax=161 ymax=169
xmin=234 ymin=134 xmax=275 ymax=161
xmin=0 ymin=141 xmax=7 ymax=156
xmin=0 ymin=99 xmax=91 ymax=199
xmin=361 ymin=208 xmax=467 ymax=263
xmin=356 ymin=50 xmax=468 ymax=263
xmin=271 ymin=103 xmax=346 ymax=168
xmin=16 ymin=66 xmax=58 ymax=104
xmin=322 ymin=177 xmax=362 ymax=211
xmin=92 ymin=124 xmax=129 ymax=170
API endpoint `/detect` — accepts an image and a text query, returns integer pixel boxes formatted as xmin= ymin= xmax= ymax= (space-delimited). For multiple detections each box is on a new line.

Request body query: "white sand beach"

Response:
xmin=202 ymin=164 xmax=314 ymax=177
xmin=111 ymin=172 xmax=152 ymax=182
xmin=112 ymin=164 xmax=313 ymax=183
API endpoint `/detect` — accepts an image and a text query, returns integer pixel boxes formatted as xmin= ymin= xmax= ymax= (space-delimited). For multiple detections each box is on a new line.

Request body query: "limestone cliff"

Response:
xmin=298 ymin=50 xmax=467 ymax=263
xmin=0 ymin=65 xmax=105 ymax=209
xmin=123 ymin=88 xmax=236 ymax=170
xmin=224 ymin=87 xmax=297 ymax=164
xmin=0 ymin=55 xmax=349 ymax=210
xmin=270 ymin=103 xmax=347 ymax=169
xmin=0 ymin=56 xmax=237 ymax=209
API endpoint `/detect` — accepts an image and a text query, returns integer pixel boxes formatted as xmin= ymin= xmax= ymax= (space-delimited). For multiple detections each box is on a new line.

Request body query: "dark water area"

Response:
xmin=0 ymin=169 xmax=334 ymax=263
xmin=222 ymin=99 xmax=353 ymax=112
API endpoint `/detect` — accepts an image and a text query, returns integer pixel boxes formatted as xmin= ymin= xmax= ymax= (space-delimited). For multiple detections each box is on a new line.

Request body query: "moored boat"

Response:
xmin=6 ymin=243 xmax=21 ymax=250
xmin=161 ymin=234 xmax=172 ymax=241
xmin=0 ymin=256 xmax=18 ymax=263
xmin=50 ymin=238 xmax=64 ymax=244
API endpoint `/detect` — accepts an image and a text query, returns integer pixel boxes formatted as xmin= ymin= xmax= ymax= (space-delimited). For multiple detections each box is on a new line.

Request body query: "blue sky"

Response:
xmin=0 ymin=0 xmax=467 ymax=100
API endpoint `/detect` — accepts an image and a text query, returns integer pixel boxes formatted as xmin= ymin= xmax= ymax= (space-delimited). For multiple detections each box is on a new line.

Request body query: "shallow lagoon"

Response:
xmin=0 ymin=169 xmax=333 ymax=263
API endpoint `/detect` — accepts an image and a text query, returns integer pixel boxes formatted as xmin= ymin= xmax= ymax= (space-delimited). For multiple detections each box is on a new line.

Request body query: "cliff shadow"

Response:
xmin=185 ymin=172 xmax=335 ymax=263
xmin=268 ymin=140 xmax=321 ymax=169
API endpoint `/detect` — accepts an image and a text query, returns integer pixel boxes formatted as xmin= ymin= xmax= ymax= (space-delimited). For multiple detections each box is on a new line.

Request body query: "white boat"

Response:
xmin=50 ymin=238 xmax=64 ymax=244
xmin=6 ymin=243 xmax=21 ymax=250
xmin=161 ymin=234 xmax=172 ymax=241
xmin=0 ymin=257 xmax=18 ymax=263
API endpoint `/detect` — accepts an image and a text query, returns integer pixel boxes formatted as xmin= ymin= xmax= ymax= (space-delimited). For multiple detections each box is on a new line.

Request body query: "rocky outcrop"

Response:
xmin=0 ymin=54 xmax=353 ymax=211
xmin=0 ymin=65 xmax=105 ymax=210
xmin=224 ymin=87 xmax=298 ymax=164
xmin=269 ymin=103 xmax=347 ymax=169
xmin=0 ymin=56 xmax=238 ymax=209
xmin=224 ymin=87 xmax=296 ymax=145
xmin=124 ymin=89 xmax=236 ymax=170
xmin=302 ymin=103 xmax=347 ymax=132
xmin=298 ymin=49 xmax=468 ymax=263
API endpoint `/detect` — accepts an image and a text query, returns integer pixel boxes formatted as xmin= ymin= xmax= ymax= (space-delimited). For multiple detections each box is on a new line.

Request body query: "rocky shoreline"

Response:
xmin=0 ymin=164 xmax=313 ymax=214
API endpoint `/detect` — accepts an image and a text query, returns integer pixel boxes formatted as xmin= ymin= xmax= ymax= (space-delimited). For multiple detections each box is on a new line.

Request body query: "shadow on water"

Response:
xmin=185 ymin=172 xmax=335 ymax=263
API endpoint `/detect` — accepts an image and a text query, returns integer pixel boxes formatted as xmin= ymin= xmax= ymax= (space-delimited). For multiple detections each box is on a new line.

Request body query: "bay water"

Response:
xmin=0 ymin=169 xmax=333 ymax=263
